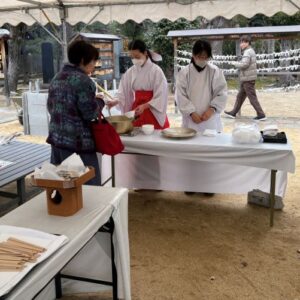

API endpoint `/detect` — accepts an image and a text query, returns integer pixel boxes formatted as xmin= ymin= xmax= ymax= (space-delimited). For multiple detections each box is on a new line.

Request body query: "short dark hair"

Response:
xmin=68 ymin=40 xmax=99 ymax=66
xmin=192 ymin=40 xmax=212 ymax=58
xmin=240 ymin=35 xmax=251 ymax=44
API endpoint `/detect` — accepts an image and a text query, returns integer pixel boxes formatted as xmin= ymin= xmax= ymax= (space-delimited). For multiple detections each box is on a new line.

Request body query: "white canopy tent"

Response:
xmin=0 ymin=0 xmax=299 ymax=68
xmin=0 ymin=0 xmax=299 ymax=26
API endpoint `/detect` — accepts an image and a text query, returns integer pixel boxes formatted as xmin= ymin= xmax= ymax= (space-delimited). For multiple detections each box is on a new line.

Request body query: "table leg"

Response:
xmin=55 ymin=273 xmax=62 ymax=298
xmin=109 ymin=218 xmax=118 ymax=300
xmin=17 ymin=177 xmax=26 ymax=205
xmin=99 ymin=217 xmax=118 ymax=299
xmin=111 ymin=156 xmax=116 ymax=188
xmin=269 ymin=170 xmax=277 ymax=227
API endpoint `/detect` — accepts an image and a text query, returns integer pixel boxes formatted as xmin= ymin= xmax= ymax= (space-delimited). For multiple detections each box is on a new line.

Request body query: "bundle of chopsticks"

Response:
xmin=57 ymin=170 xmax=79 ymax=180
xmin=0 ymin=237 xmax=46 ymax=272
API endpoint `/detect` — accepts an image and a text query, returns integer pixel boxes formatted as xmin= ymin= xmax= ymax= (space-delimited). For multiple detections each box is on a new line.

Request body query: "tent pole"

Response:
xmin=61 ymin=19 xmax=68 ymax=63
xmin=1 ymin=39 xmax=10 ymax=105
xmin=26 ymin=11 xmax=63 ymax=45
xmin=57 ymin=1 xmax=68 ymax=64
xmin=173 ymin=37 xmax=178 ymax=113
xmin=68 ymin=6 xmax=104 ymax=45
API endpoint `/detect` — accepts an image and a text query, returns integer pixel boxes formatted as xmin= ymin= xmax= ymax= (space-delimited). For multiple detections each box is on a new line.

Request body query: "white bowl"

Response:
xmin=124 ymin=110 xmax=135 ymax=119
xmin=142 ymin=124 xmax=154 ymax=135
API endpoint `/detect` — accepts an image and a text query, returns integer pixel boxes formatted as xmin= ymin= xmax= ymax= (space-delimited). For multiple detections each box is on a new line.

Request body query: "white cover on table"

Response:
xmin=120 ymin=131 xmax=295 ymax=173
xmin=0 ymin=186 xmax=130 ymax=300
xmin=0 ymin=226 xmax=68 ymax=297
xmin=101 ymin=131 xmax=295 ymax=197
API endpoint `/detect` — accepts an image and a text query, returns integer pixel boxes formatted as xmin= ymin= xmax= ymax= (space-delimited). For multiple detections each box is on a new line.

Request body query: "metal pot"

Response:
xmin=106 ymin=115 xmax=134 ymax=134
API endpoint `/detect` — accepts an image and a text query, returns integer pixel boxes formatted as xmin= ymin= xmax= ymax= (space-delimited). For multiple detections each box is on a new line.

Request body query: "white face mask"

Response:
xmin=132 ymin=58 xmax=145 ymax=66
xmin=194 ymin=60 xmax=208 ymax=68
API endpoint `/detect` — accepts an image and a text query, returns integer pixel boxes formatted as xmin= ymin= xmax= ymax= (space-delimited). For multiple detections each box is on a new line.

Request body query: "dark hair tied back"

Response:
xmin=128 ymin=39 xmax=154 ymax=62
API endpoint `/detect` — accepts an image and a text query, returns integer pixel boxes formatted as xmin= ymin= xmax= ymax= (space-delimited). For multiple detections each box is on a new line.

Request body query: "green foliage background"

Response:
xmin=5 ymin=11 xmax=300 ymax=82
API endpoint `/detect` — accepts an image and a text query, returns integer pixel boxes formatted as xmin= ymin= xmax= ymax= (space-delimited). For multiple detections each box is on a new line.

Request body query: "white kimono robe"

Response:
xmin=116 ymin=58 xmax=168 ymax=127
xmin=175 ymin=63 xmax=227 ymax=132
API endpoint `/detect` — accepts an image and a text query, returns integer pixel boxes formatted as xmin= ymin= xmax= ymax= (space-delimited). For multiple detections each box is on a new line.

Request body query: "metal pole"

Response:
xmin=55 ymin=273 xmax=62 ymax=298
xmin=1 ymin=39 xmax=10 ymax=105
xmin=111 ymin=156 xmax=115 ymax=187
xmin=173 ymin=38 xmax=178 ymax=113
xmin=61 ymin=19 xmax=68 ymax=63
xmin=68 ymin=6 xmax=104 ymax=45
xmin=27 ymin=11 xmax=63 ymax=45
xmin=269 ymin=170 xmax=277 ymax=227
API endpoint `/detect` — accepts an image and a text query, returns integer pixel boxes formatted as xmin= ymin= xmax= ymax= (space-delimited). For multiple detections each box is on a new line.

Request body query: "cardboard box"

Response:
xmin=247 ymin=189 xmax=284 ymax=210
xmin=31 ymin=167 xmax=95 ymax=216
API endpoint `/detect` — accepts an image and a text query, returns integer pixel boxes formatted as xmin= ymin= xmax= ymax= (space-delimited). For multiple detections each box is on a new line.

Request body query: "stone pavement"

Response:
xmin=0 ymin=96 xmax=18 ymax=124
xmin=0 ymin=105 xmax=18 ymax=124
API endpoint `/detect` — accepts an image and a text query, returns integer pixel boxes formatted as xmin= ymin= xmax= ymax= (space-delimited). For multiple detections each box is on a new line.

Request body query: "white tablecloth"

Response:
xmin=102 ymin=131 xmax=295 ymax=197
xmin=0 ymin=186 xmax=131 ymax=300
xmin=22 ymin=91 xmax=118 ymax=137
xmin=22 ymin=92 xmax=49 ymax=136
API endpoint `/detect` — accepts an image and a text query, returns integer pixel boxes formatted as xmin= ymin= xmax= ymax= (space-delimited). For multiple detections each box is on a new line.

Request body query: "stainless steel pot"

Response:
xmin=106 ymin=115 xmax=134 ymax=134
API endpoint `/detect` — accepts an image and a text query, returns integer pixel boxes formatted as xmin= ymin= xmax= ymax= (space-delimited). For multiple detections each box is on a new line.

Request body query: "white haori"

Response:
xmin=175 ymin=63 xmax=227 ymax=132
xmin=116 ymin=58 xmax=168 ymax=127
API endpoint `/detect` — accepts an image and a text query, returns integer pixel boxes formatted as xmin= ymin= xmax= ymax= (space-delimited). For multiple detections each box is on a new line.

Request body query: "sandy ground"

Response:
xmin=0 ymin=91 xmax=300 ymax=300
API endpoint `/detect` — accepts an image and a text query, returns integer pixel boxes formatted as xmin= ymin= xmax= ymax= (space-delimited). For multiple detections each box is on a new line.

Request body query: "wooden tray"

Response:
xmin=31 ymin=167 xmax=95 ymax=189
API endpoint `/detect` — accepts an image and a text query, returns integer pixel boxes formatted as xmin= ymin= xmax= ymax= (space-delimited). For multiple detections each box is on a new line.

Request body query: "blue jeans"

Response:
xmin=50 ymin=145 xmax=101 ymax=186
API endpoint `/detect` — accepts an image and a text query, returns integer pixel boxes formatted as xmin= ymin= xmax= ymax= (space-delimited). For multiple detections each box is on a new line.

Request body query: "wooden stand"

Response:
xmin=31 ymin=167 xmax=95 ymax=216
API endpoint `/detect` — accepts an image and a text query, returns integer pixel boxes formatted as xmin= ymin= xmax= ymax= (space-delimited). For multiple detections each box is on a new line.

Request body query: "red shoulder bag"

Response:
xmin=91 ymin=113 xmax=124 ymax=156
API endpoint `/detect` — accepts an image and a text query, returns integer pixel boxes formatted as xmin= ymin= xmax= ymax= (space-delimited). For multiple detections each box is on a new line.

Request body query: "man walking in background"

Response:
xmin=224 ymin=35 xmax=267 ymax=121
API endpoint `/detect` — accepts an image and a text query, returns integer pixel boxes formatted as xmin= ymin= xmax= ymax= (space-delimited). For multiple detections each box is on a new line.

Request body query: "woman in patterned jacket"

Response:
xmin=47 ymin=40 xmax=103 ymax=185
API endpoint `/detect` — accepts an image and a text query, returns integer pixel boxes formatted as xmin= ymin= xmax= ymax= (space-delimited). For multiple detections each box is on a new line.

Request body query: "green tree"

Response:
xmin=144 ymin=18 xmax=202 ymax=79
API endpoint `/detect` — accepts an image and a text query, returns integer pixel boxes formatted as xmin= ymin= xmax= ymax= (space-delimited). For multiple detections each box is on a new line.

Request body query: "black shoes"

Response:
xmin=225 ymin=111 xmax=267 ymax=121
xmin=184 ymin=192 xmax=215 ymax=197
xmin=253 ymin=115 xmax=267 ymax=121
xmin=184 ymin=191 xmax=196 ymax=195
xmin=224 ymin=111 xmax=236 ymax=119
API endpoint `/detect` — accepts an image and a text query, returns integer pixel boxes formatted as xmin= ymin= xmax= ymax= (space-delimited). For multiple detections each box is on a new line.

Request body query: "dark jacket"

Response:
xmin=46 ymin=64 xmax=99 ymax=153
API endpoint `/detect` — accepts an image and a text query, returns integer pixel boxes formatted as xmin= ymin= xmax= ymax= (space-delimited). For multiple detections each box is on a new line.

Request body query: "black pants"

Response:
xmin=50 ymin=145 xmax=101 ymax=186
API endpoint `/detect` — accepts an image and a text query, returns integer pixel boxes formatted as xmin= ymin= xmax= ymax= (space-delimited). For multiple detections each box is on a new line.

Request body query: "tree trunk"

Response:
xmin=7 ymin=24 xmax=26 ymax=93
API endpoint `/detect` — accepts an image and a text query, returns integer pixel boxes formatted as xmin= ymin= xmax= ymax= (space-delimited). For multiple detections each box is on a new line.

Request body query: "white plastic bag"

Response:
xmin=232 ymin=123 xmax=262 ymax=144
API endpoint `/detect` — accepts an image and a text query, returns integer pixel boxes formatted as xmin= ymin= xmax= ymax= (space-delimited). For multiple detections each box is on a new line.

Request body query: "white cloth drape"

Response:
xmin=175 ymin=63 xmax=227 ymax=132
xmin=117 ymin=58 xmax=168 ymax=127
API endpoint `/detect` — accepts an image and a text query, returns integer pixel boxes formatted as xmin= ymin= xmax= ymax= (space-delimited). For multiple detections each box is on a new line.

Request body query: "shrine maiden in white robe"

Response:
xmin=116 ymin=58 xmax=168 ymax=127
xmin=175 ymin=63 xmax=227 ymax=132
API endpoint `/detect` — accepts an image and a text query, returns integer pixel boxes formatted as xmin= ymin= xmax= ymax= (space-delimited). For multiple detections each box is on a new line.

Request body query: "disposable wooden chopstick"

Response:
xmin=0 ymin=237 xmax=46 ymax=272
xmin=0 ymin=260 xmax=25 ymax=266
xmin=0 ymin=245 xmax=33 ymax=257
xmin=7 ymin=238 xmax=46 ymax=252
xmin=0 ymin=268 xmax=23 ymax=272
xmin=0 ymin=247 xmax=29 ymax=257
xmin=2 ymin=243 xmax=37 ymax=255
xmin=5 ymin=241 xmax=39 ymax=254
xmin=0 ymin=248 xmax=39 ymax=261
xmin=0 ymin=264 xmax=25 ymax=272
xmin=95 ymin=82 xmax=114 ymax=100
xmin=0 ymin=255 xmax=26 ymax=261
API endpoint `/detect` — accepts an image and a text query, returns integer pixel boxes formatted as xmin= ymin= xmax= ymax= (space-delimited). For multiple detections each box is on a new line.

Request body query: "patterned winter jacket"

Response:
xmin=46 ymin=64 xmax=99 ymax=153
xmin=235 ymin=46 xmax=257 ymax=82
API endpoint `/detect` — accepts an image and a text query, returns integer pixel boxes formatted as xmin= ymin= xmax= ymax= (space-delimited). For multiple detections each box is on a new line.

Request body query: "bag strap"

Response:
xmin=98 ymin=112 xmax=109 ymax=124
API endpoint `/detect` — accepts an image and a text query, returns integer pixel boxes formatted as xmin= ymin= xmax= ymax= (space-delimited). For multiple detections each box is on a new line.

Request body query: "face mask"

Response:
xmin=132 ymin=58 xmax=145 ymax=66
xmin=194 ymin=60 xmax=208 ymax=68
